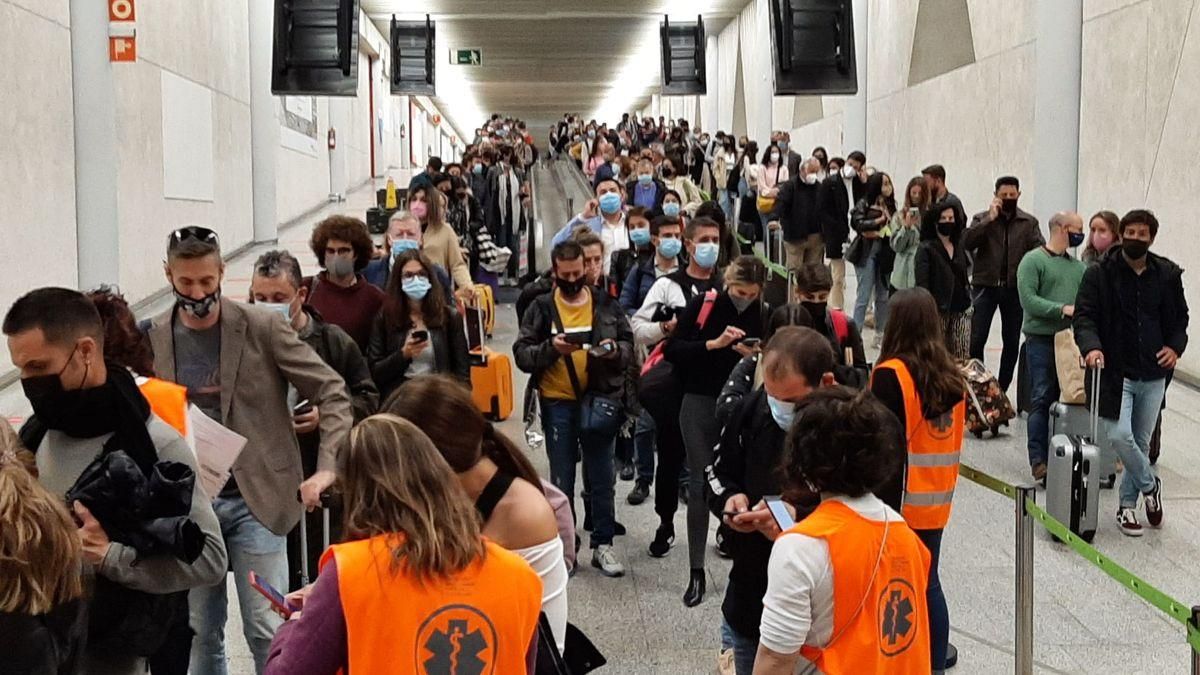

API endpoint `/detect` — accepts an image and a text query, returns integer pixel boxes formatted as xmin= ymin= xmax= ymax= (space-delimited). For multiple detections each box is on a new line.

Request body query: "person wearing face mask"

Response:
xmin=1083 ymin=209 xmax=1120 ymax=265
xmin=664 ymin=255 xmax=766 ymax=607
xmin=302 ymin=216 xmax=387 ymax=351
xmin=767 ymin=158 xmax=822 ymax=270
xmin=806 ymin=144 xmax=827 ymax=177
xmin=551 ymin=179 xmax=629 ymax=277
xmin=141 ymin=227 xmax=352 ymax=675
xmin=367 ymin=249 xmax=469 ymax=401
xmin=514 ymin=241 xmax=634 ymax=578
xmin=715 ymin=138 xmax=738 ymax=224
xmin=248 ymin=251 xmax=378 ymax=591
xmin=1074 ymin=209 xmax=1188 ymax=537
xmin=609 ymin=207 xmax=656 ymax=304
xmin=757 ymin=143 xmax=791 ymax=237
xmin=848 ymin=172 xmax=898 ymax=346
xmin=707 ymin=327 xmax=836 ymax=675
xmin=919 ymin=164 xmax=967 ymax=234
xmin=410 ymin=185 xmax=476 ymax=300
xmin=844 ymin=150 xmax=869 ymax=203
xmin=4 ymin=287 xmax=227 ymax=675
xmin=963 ymin=176 xmax=1044 ymax=392
xmin=620 ymin=213 xmax=683 ymax=316
xmin=407 ymin=156 xmax=444 ymax=193
xmin=1015 ymin=212 xmax=1087 ymax=483
xmin=485 ymin=150 xmax=529 ymax=281
xmin=660 ymin=153 xmax=704 ymax=217
xmin=364 ymin=211 xmax=455 ymax=299
xmin=817 ymin=157 xmax=852 ymax=309
xmin=915 ymin=204 xmax=973 ymax=360
xmin=660 ymin=189 xmax=684 ymax=219
xmin=627 ymin=156 xmax=668 ymax=212
xmin=791 ymin=264 xmax=869 ymax=381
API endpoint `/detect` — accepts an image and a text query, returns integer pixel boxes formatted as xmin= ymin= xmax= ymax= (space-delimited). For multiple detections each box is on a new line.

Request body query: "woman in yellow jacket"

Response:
xmin=870 ymin=288 xmax=966 ymax=674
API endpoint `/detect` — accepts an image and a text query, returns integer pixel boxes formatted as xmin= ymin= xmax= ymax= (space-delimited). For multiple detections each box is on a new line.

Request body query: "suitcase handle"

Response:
xmin=1088 ymin=363 xmax=1102 ymax=443
xmin=463 ymin=303 xmax=488 ymax=364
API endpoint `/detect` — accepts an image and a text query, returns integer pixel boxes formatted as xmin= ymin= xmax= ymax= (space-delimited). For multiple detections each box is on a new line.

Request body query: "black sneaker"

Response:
xmin=648 ymin=525 xmax=675 ymax=558
xmin=1144 ymin=477 xmax=1164 ymax=528
xmin=1117 ymin=507 xmax=1144 ymax=537
xmin=945 ymin=642 xmax=958 ymax=669
xmin=618 ymin=461 xmax=635 ymax=482
xmin=627 ymin=479 xmax=650 ymax=505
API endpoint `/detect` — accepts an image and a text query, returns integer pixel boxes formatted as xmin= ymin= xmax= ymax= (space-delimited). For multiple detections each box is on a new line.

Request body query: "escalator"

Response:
xmin=526 ymin=158 xmax=593 ymax=276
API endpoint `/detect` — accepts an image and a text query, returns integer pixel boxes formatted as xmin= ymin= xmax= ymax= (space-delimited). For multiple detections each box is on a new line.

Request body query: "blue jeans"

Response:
xmin=719 ymin=189 xmax=735 ymax=224
xmin=542 ymin=398 xmax=618 ymax=547
xmin=190 ymin=495 xmax=288 ymax=675
xmin=916 ymin=528 xmax=949 ymax=671
xmin=721 ymin=618 xmax=759 ymax=675
xmin=634 ymin=409 xmax=656 ymax=483
xmin=1025 ymin=335 xmax=1059 ymax=467
xmin=852 ymin=241 xmax=889 ymax=333
xmin=1104 ymin=377 xmax=1164 ymax=508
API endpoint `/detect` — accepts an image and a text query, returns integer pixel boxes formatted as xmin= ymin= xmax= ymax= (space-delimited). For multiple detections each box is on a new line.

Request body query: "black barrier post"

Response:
xmin=1192 ymin=606 xmax=1200 ymax=675
xmin=1015 ymin=485 xmax=1035 ymax=675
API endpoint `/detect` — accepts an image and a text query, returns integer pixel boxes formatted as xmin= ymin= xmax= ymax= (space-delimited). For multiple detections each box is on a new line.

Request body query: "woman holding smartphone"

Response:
xmin=367 ymin=249 xmax=469 ymax=400
xmin=889 ymin=176 xmax=931 ymax=293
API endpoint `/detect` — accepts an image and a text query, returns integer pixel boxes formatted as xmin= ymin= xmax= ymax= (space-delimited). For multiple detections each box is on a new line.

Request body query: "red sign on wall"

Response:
xmin=109 ymin=0 xmax=136 ymax=62
xmin=109 ymin=0 xmax=135 ymax=22
xmin=109 ymin=37 xmax=136 ymax=62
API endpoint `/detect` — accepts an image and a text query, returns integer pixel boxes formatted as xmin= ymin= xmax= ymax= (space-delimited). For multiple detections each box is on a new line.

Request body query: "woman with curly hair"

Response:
xmin=305 ymin=215 xmax=387 ymax=349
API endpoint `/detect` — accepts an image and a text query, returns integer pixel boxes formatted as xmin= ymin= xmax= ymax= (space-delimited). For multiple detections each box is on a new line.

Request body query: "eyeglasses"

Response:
xmin=169 ymin=226 xmax=219 ymax=249
xmin=400 ymin=271 xmax=429 ymax=281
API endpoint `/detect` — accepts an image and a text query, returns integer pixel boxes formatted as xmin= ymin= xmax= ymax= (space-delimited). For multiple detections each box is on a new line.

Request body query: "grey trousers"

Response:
xmin=679 ymin=393 xmax=722 ymax=569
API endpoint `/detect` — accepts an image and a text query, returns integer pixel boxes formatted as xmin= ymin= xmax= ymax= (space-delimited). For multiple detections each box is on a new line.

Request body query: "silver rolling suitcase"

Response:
xmin=1049 ymin=401 xmax=1118 ymax=489
xmin=1046 ymin=366 xmax=1102 ymax=543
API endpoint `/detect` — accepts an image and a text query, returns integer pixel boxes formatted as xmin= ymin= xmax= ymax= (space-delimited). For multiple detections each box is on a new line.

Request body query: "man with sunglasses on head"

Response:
xmin=145 ymin=226 xmax=353 ymax=675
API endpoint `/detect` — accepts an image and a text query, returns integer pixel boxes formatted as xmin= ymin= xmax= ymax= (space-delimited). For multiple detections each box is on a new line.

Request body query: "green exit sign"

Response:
xmin=452 ymin=49 xmax=482 ymax=65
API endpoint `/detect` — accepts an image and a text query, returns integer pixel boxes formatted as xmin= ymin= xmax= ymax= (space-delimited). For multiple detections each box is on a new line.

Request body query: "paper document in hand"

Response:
xmin=189 ymin=404 xmax=247 ymax=499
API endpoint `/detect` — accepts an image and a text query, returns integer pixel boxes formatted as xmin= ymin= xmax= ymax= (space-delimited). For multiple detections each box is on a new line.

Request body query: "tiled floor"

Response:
xmin=4 ymin=176 xmax=1199 ymax=673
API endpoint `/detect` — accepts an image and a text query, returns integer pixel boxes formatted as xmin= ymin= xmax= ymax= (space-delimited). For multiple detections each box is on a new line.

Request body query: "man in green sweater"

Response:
xmin=1017 ymin=211 xmax=1087 ymax=480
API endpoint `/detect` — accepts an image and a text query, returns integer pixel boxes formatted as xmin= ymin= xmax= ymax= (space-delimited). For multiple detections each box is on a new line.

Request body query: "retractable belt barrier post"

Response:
xmin=958 ymin=463 xmax=1200 ymax=674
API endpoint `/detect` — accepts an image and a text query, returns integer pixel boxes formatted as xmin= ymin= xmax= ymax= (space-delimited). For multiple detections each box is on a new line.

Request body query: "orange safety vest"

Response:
xmin=321 ymin=534 xmax=543 ymax=675
xmin=873 ymin=359 xmax=965 ymax=530
xmin=137 ymin=376 xmax=189 ymax=438
xmin=789 ymin=500 xmax=931 ymax=674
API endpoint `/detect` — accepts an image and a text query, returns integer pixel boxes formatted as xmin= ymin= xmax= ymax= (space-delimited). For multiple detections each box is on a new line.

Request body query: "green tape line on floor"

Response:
xmin=1024 ymin=497 xmax=1194 ymax=629
xmin=731 ymin=231 xmax=789 ymax=278
xmin=959 ymin=464 xmax=1019 ymax=499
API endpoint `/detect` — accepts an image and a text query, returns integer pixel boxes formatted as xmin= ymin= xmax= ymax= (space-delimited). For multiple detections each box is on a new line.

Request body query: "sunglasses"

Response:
xmin=169 ymin=226 xmax=219 ymax=249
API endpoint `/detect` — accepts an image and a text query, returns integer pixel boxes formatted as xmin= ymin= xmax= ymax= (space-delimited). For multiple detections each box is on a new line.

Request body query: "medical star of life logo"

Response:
xmin=878 ymin=578 xmax=919 ymax=656
xmin=415 ymin=604 xmax=499 ymax=675
xmin=928 ymin=408 xmax=956 ymax=439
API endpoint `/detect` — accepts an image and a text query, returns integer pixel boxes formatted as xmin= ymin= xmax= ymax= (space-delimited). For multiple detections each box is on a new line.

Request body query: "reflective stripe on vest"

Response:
xmin=787 ymin=500 xmax=932 ymax=674
xmin=137 ymin=376 xmax=189 ymax=438
xmin=323 ymin=534 xmax=543 ymax=675
xmin=873 ymin=359 xmax=966 ymax=530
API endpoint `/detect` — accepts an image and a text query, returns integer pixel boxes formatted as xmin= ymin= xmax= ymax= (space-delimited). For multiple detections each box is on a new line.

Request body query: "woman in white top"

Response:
xmin=753 ymin=386 xmax=931 ymax=675
xmin=383 ymin=375 xmax=571 ymax=653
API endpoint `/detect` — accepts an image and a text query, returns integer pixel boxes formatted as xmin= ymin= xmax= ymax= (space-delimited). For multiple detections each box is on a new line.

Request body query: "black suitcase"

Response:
xmin=366 ymin=206 xmax=389 ymax=235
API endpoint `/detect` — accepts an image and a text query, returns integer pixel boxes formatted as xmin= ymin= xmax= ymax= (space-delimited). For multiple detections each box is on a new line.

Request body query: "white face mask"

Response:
xmin=841 ymin=165 xmax=856 ymax=179
xmin=803 ymin=173 xmax=819 ymax=185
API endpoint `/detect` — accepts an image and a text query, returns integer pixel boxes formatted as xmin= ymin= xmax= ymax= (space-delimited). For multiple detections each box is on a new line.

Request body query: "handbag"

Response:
xmin=1054 ymin=328 xmax=1086 ymax=404
xmin=636 ymin=290 xmax=719 ymax=424
xmin=756 ymin=195 xmax=776 ymax=214
xmin=550 ymin=301 xmax=624 ymax=438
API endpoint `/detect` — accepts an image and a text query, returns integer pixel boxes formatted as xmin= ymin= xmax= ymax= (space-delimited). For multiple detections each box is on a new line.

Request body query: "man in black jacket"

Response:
xmin=1074 ymin=209 xmax=1188 ymax=537
xmin=514 ymin=241 xmax=634 ymax=577
xmin=818 ymin=156 xmax=852 ymax=310
xmin=249 ymin=250 xmax=380 ymax=587
xmin=707 ymin=327 xmax=836 ymax=674
xmin=963 ymin=176 xmax=1044 ymax=391
xmin=767 ymin=157 xmax=824 ymax=271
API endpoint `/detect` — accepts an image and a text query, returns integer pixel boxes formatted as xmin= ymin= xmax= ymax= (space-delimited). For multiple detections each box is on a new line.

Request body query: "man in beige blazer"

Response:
xmin=148 ymin=226 xmax=351 ymax=675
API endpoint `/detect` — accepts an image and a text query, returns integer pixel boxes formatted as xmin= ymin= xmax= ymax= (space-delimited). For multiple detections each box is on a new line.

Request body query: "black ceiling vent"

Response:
xmin=391 ymin=15 xmax=436 ymax=95
xmin=660 ymin=15 xmax=707 ymax=96
xmin=272 ymin=0 xmax=360 ymax=96
xmin=769 ymin=0 xmax=857 ymax=95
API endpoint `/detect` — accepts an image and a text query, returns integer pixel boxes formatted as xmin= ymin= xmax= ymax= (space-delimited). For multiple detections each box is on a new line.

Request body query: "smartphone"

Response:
xmin=908 ymin=207 xmax=919 ymax=217
xmin=411 ymin=329 xmax=429 ymax=342
xmin=292 ymin=399 xmax=313 ymax=415
xmin=588 ymin=342 xmax=616 ymax=357
xmin=249 ymin=571 xmax=298 ymax=618
xmin=562 ymin=329 xmax=593 ymax=345
xmin=764 ymin=495 xmax=795 ymax=531
xmin=739 ymin=337 xmax=762 ymax=348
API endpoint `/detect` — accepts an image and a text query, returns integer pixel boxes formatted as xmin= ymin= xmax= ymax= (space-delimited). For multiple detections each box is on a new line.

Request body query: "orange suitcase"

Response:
xmin=470 ymin=347 xmax=514 ymax=421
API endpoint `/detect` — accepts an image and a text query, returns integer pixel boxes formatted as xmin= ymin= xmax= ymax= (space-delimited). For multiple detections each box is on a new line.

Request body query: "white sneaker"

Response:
xmin=591 ymin=544 xmax=625 ymax=577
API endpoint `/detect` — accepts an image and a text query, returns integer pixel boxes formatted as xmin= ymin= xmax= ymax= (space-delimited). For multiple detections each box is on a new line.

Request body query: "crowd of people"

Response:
xmin=0 ymin=109 xmax=1187 ymax=675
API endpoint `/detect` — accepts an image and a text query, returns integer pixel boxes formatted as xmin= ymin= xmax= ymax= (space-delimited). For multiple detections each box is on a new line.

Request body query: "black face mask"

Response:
xmin=1001 ymin=198 xmax=1018 ymax=217
xmin=1122 ymin=239 xmax=1150 ymax=260
xmin=801 ymin=301 xmax=828 ymax=322
xmin=556 ymin=276 xmax=587 ymax=298
xmin=937 ymin=222 xmax=957 ymax=238
xmin=21 ymin=347 xmax=116 ymax=438
xmin=175 ymin=288 xmax=220 ymax=319
xmin=661 ymin=167 xmax=675 ymax=178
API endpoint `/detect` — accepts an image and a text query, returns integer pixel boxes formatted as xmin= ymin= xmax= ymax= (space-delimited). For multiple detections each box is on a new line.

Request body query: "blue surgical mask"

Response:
xmin=258 ymin=301 xmax=292 ymax=321
xmin=392 ymin=239 xmax=420 ymax=258
xmin=658 ymin=237 xmax=682 ymax=258
xmin=663 ymin=202 xmax=681 ymax=218
xmin=694 ymin=242 xmax=720 ymax=268
xmin=630 ymin=228 xmax=651 ymax=247
xmin=402 ymin=276 xmax=432 ymax=301
xmin=473 ymin=164 xmax=484 ymax=175
xmin=767 ymin=394 xmax=796 ymax=430
xmin=599 ymin=192 xmax=623 ymax=215
xmin=637 ymin=173 xmax=653 ymax=185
